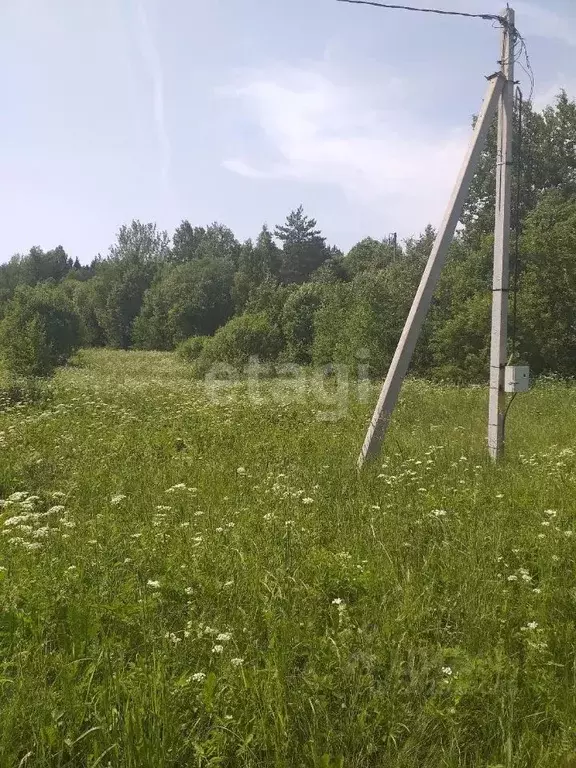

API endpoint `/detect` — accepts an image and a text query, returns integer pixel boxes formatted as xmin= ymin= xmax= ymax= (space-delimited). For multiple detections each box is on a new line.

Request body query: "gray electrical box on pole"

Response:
xmin=488 ymin=7 xmax=516 ymax=459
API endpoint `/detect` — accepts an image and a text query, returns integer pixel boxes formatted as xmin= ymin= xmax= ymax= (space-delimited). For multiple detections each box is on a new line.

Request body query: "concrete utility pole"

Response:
xmin=357 ymin=70 xmax=505 ymax=469
xmin=488 ymin=7 xmax=515 ymax=460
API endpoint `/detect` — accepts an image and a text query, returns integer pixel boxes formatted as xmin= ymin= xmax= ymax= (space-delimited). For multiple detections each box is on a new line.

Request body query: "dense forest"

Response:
xmin=1 ymin=91 xmax=576 ymax=381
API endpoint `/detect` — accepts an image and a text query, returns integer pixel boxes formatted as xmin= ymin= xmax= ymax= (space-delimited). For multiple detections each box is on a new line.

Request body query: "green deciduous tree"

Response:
xmin=94 ymin=221 xmax=169 ymax=348
xmin=233 ymin=226 xmax=282 ymax=310
xmin=345 ymin=238 xmax=398 ymax=277
xmin=281 ymin=283 xmax=324 ymax=364
xmin=171 ymin=221 xmax=207 ymax=264
xmin=517 ymin=191 xmax=576 ymax=376
xmin=133 ymin=259 xmax=235 ymax=350
xmin=0 ymin=285 xmax=81 ymax=377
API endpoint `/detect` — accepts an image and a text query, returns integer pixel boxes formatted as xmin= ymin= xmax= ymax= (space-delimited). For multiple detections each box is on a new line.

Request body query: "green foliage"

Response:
xmin=0 ymin=284 xmax=81 ymax=377
xmin=176 ymin=335 xmax=207 ymax=363
xmin=430 ymin=292 xmax=492 ymax=382
xmin=275 ymin=205 xmax=330 ymax=284
xmin=518 ymin=191 xmax=576 ymax=376
xmin=233 ymin=227 xmax=282 ymax=310
xmin=244 ymin=280 xmax=294 ymax=329
xmin=133 ymin=259 xmax=235 ymax=350
xmin=345 ymin=237 xmax=397 ymax=276
xmin=99 ymin=262 xmax=156 ymax=349
xmin=194 ymin=223 xmax=241 ymax=264
xmin=171 ymin=220 xmax=207 ymax=263
xmin=195 ymin=313 xmax=283 ymax=376
xmin=108 ymin=220 xmax=170 ymax=264
xmin=87 ymin=221 xmax=170 ymax=349
xmin=312 ymin=283 xmax=353 ymax=367
xmin=462 ymin=91 xmax=576 ymax=245
xmin=311 ymin=230 xmax=432 ymax=378
xmin=63 ymin=278 xmax=107 ymax=348
xmin=281 ymin=283 xmax=324 ymax=364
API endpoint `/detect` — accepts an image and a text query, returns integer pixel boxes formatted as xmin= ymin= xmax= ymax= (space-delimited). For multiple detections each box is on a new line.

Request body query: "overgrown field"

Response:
xmin=2 ymin=350 xmax=576 ymax=767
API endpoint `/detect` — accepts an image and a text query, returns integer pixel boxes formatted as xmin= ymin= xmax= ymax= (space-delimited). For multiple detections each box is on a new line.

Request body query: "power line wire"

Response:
xmin=336 ymin=0 xmax=504 ymax=24
xmin=337 ymin=0 xmax=535 ymax=101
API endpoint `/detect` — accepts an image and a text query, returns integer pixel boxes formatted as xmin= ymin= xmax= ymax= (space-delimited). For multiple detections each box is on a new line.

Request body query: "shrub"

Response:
xmin=281 ymin=283 xmax=323 ymax=364
xmin=0 ymin=285 xmax=81 ymax=378
xmin=194 ymin=313 xmax=283 ymax=377
xmin=176 ymin=336 xmax=207 ymax=363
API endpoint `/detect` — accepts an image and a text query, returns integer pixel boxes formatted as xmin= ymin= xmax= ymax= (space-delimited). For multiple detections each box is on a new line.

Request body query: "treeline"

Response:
xmin=1 ymin=91 xmax=576 ymax=381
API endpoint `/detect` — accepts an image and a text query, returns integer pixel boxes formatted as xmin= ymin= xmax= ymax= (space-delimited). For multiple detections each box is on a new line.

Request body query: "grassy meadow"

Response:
xmin=2 ymin=349 xmax=576 ymax=767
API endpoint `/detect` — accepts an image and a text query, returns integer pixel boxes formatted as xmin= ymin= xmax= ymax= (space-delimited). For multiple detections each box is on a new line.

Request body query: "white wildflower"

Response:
xmin=231 ymin=658 xmax=244 ymax=667
xmin=110 ymin=494 xmax=126 ymax=505
xmin=147 ymin=579 xmax=161 ymax=589
xmin=8 ymin=492 xmax=28 ymax=502
xmin=23 ymin=542 xmax=42 ymax=551
xmin=212 ymin=644 xmax=224 ymax=654
xmin=3 ymin=516 xmax=28 ymax=527
xmin=47 ymin=505 xmax=65 ymax=515
xmin=165 ymin=483 xmax=186 ymax=493
xmin=191 ymin=672 xmax=206 ymax=682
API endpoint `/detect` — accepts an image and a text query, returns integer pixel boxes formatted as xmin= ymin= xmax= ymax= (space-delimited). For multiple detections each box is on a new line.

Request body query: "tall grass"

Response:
xmin=1 ymin=349 xmax=576 ymax=766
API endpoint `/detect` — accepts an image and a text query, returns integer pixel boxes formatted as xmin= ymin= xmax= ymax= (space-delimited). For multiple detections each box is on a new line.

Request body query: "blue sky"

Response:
xmin=0 ymin=0 xmax=574 ymax=262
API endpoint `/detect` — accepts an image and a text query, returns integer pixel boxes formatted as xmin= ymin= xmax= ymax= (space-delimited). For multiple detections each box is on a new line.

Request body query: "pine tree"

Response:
xmin=274 ymin=205 xmax=329 ymax=284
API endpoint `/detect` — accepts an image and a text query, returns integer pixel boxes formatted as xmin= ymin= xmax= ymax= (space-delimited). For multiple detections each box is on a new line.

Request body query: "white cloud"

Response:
xmin=514 ymin=1 xmax=576 ymax=47
xmin=221 ymin=65 xmax=472 ymax=235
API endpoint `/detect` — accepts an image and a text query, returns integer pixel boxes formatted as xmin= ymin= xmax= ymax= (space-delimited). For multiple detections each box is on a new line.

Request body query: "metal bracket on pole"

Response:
xmin=488 ymin=7 xmax=515 ymax=460
xmin=358 ymin=71 xmax=505 ymax=469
